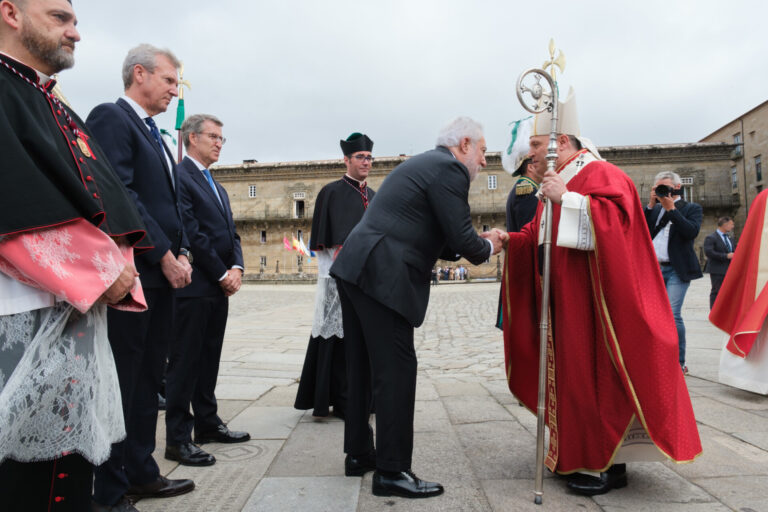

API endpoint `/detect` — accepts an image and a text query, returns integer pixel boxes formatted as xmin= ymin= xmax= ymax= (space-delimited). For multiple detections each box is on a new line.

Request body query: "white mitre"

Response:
xmin=531 ymin=87 xmax=602 ymax=160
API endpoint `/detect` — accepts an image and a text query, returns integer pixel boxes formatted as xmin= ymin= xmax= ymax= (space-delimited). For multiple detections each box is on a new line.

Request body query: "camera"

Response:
xmin=655 ymin=184 xmax=678 ymax=198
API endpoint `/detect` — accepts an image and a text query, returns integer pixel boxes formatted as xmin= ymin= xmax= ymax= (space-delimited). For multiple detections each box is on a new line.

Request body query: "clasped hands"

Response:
xmin=480 ymin=229 xmax=509 ymax=254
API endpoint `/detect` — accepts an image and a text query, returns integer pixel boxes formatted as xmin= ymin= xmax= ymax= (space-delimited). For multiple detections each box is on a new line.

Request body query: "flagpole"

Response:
xmin=175 ymin=63 xmax=191 ymax=163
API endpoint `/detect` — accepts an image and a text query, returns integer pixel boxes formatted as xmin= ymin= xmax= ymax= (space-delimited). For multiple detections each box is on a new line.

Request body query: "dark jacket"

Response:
xmin=175 ymin=157 xmax=243 ymax=298
xmin=86 ymin=98 xmax=187 ymax=288
xmin=645 ymin=200 xmax=703 ymax=282
xmin=703 ymin=230 xmax=735 ymax=276
xmin=331 ymin=146 xmax=490 ymax=327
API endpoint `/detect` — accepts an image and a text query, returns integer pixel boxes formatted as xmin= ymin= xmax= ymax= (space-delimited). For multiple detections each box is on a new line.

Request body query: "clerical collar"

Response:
xmin=343 ymin=174 xmax=366 ymax=188
xmin=0 ymin=51 xmax=50 ymax=84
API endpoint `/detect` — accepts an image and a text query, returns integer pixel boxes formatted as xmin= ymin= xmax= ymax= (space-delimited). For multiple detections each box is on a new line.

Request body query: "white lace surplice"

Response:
xmin=0 ymin=303 xmax=125 ymax=465
xmin=311 ymin=249 xmax=344 ymax=339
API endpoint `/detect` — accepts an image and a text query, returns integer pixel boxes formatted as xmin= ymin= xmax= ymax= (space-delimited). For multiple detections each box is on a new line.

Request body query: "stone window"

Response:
xmin=260 ymin=230 xmax=267 ymax=243
xmin=482 ymin=224 xmax=490 ymax=232
xmin=731 ymin=166 xmax=738 ymax=191
xmin=487 ymin=175 xmax=497 ymax=190
xmin=248 ymin=185 xmax=257 ymax=198
xmin=756 ymin=155 xmax=762 ymax=182
xmin=297 ymin=229 xmax=303 ymax=241
xmin=295 ymin=200 xmax=305 ymax=218
xmin=260 ymin=255 xmax=267 ymax=267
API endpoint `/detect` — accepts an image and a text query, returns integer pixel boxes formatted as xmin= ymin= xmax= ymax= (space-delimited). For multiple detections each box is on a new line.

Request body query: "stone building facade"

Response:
xmin=700 ymin=99 xmax=768 ymax=225
xmin=213 ymin=142 xmax=736 ymax=281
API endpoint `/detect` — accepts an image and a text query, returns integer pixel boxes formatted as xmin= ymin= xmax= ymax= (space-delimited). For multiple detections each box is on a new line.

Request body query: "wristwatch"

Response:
xmin=179 ymin=248 xmax=193 ymax=264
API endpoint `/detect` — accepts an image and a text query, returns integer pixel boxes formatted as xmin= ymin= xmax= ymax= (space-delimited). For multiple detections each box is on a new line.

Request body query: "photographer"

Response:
xmin=644 ymin=171 xmax=703 ymax=374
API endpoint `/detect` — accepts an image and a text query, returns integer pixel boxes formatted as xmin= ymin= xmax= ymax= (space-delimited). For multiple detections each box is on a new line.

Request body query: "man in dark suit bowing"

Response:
xmin=704 ymin=216 xmax=736 ymax=309
xmin=164 ymin=114 xmax=250 ymax=467
xmin=331 ymin=117 xmax=506 ymax=499
xmin=87 ymin=44 xmax=194 ymax=510
xmin=644 ymin=171 xmax=703 ymax=374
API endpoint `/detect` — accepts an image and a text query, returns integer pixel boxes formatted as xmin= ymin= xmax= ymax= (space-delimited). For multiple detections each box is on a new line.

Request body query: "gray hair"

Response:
xmin=122 ymin=44 xmax=180 ymax=89
xmin=435 ymin=117 xmax=484 ymax=147
xmin=654 ymin=170 xmax=682 ymax=186
xmin=181 ymin=114 xmax=223 ymax=149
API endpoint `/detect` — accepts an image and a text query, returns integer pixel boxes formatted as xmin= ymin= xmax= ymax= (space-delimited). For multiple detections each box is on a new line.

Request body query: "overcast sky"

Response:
xmin=61 ymin=0 xmax=766 ymax=166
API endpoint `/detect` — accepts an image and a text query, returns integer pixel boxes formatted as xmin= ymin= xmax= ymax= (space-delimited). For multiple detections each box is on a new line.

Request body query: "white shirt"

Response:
xmin=186 ymin=156 xmax=244 ymax=281
xmin=650 ymin=198 xmax=682 ymax=263
xmin=121 ymin=95 xmax=174 ymax=182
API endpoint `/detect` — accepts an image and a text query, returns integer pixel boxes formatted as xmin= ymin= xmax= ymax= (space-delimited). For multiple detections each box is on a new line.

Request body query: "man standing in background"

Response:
xmin=295 ymin=133 xmax=376 ymax=421
xmin=704 ymin=216 xmax=736 ymax=309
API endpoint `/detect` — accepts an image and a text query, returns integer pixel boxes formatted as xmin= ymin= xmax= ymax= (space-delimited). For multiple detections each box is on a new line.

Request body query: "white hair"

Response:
xmin=122 ymin=44 xmax=180 ymax=89
xmin=654 ymin=170 xmax=682 ymax=186
xmin=435 ymin=117 xmax=484 ymax=147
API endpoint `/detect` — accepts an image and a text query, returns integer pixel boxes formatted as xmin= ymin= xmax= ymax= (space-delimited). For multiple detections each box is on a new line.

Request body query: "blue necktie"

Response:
xmin=144 ymin=117 xmax=164 ymax=148
xmin=202 ymin=168 xmax=223 ymax=207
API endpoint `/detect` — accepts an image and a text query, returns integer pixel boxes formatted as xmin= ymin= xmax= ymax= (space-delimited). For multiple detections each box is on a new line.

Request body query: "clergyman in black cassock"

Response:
xmin=295 ymin=133 xmax=375 ymax=419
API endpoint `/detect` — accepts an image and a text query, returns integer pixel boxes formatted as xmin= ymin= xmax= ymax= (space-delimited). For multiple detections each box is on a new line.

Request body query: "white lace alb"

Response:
xmin=0 ymin=303 xmax=125 ymax=464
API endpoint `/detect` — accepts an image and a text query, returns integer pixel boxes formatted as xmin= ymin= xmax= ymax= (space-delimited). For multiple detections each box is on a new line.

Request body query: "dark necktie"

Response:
xmin=202 ymin=168 xmax=223 ymax=207
xmin=722 ymin=234 xmax=732 ymax=252
xmin=144 ymin=117 xmax=164 ymax=148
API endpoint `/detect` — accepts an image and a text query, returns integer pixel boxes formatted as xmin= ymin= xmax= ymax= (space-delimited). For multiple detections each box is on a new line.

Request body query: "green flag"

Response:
xmin=175 ymin=98 xmax=185 ymax=130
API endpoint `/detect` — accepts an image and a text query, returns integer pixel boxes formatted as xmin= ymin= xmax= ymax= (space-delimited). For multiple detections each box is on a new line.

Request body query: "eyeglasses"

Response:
xmin=200 ymin=132 xmax=226 ymax=145
xmin=353 ymin=154 xmax=374 ymax=162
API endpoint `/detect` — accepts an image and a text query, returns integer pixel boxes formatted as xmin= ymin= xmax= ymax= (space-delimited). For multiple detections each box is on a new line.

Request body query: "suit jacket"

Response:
xmin=175 ymin=157 xmax=243 ymax=298
xmin=331 ymin=146 xmax=490 ymax=327
xmin=703 ymin=230 xmax=735 ymax=275
xmin=644 ymin=200 xmax=703 ymax=282
xmin=86 ymin=98 xmax=187 ymax=288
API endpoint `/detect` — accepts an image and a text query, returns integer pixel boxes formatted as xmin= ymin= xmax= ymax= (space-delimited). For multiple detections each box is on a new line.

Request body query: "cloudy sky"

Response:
xmin=61 ymin=0 xmax=765 ymax=166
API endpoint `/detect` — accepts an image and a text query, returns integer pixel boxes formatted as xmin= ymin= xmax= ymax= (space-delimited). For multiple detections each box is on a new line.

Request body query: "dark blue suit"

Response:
xmin=166 ymin=157 xmax=243 ymax=444
xmin=87 ymin=98 xmax=187 ymax=505
xmin=704 ymin=230 xmax=736 ymax=308
xmin=645 ymin=200 xmax=703 ymax=368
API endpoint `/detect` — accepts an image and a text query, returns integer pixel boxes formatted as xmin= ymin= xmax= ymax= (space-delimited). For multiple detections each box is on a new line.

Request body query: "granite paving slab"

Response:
xmin=455 ymin=420 xmax=537 ymax=479
xmin=482 ymin=478 xmax=602 ymax=512
xmin=266 ymin=420 xmax=345 ymax=477
xmin=227 ymin=405 xmax=303 ymax=440
xmin=592 ymin=462 xmax=721 ymax=509
xmin=693 ymin=475 xmax=768 ymax=512
xmin=242 ymin=476 xmax=359 ymax=512
xmin=443 ymin=394 xmax=512 ymax=424
xmin=138 ymin=440 xmax=283 ymax=512
xmin=213 ymin=377 xmax=274 ymax=400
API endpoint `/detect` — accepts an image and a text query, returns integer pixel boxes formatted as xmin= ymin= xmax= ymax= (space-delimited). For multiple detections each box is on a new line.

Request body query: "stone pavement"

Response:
xmin=137 ymin=279 xmax=768 ymax=512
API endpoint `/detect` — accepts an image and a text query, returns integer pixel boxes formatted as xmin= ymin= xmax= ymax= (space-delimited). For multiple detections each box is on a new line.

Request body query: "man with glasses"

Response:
xmin=295 ymin=133 xmax=376 ymax=422
xmin=164 ymin=114 xmax=249 ymax=468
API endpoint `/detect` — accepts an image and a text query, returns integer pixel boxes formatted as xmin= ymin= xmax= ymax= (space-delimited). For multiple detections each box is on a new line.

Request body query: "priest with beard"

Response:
xmin=0 ymin=1 xmax=149 ymax=510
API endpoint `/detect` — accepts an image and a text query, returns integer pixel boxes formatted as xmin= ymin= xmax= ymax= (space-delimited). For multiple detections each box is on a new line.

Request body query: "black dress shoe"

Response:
xmin=566 ymin=463 xmax=627 ymax=496
xmin=372 ymin=470 xmax=444 ymax=499
xmin=195 ymin=424 xmax=250 ymax=444
xmin=165 ymin=442 xmax=216 ymax=466
xmin=125 ymin=475 xmax=195 ymax=500
xmin=91 ymin=496 xmax=138 ymax=512
xmin=345 ymin=452 xmax=376 ymax=476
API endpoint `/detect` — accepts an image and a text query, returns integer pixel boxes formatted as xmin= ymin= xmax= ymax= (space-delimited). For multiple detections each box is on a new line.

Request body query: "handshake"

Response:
xmin=480 ymin=228 xmax=509 ymax=255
